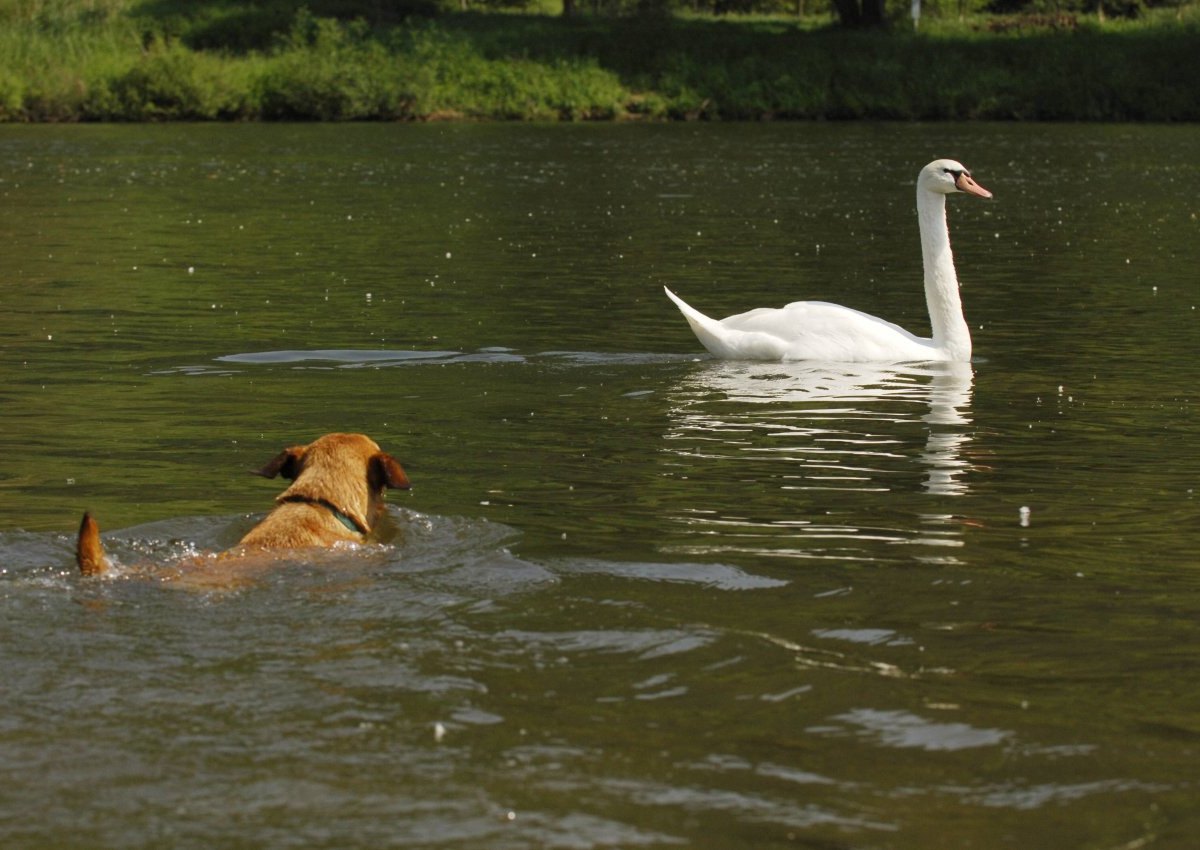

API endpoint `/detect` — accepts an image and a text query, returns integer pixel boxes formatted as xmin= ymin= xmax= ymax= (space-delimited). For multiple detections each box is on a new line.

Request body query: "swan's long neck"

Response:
xmin=917 ymin=188 xmax=971 ymax=361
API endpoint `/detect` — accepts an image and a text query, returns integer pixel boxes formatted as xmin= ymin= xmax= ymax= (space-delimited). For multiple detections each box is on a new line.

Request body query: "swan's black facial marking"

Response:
xmin=945 ymin=166 xmax=984 ymax=195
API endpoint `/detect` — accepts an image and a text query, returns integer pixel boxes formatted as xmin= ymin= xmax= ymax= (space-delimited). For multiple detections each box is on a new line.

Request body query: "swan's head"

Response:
xmin=921 ymin=160 xmax=992 ymax=199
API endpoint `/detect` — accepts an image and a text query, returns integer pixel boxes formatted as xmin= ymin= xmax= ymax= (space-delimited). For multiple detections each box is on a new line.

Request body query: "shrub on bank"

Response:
xmin=255 ymin=14 xmax=409 ymax=119
xmin=252 ymin=18 xmax=630 ymax=121
xmin=99 ymin=39 xmax=254 ymax=120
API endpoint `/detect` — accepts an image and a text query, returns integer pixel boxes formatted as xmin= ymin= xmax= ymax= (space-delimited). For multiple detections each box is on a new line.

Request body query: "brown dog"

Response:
xmin=77 ymin=433 xmax=410 ymax=577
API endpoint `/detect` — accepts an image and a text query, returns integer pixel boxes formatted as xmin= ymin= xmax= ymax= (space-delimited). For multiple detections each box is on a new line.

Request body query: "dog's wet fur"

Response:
xmin=76 ymin=433 xmax=410 ymax=578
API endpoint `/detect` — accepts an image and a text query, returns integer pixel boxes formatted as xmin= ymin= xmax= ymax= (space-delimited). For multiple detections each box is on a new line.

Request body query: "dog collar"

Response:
xmin=283 ymin=496 xmax=368 ymax=536
xmin=325 ymin=503 xmax=366 ymax=535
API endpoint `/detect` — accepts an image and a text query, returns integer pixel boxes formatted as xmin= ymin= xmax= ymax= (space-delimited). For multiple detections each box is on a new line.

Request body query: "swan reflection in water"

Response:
xmin=663 ymin=360 xmax=976 ymax=564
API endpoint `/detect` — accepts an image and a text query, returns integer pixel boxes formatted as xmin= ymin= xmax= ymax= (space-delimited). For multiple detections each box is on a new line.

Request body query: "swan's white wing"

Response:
xmin=664 ymin=287 xmax=942 ymax=363
xmin=720 ymin=301 xmax=937 ymax=362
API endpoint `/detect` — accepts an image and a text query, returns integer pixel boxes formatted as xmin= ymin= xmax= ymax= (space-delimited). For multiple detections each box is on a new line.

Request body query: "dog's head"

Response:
xmin=253 ymin=433 xmax=410 ymax=532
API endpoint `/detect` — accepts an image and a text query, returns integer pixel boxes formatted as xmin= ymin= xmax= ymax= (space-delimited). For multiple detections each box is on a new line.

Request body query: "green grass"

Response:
xmin=0 ymin=1 xmax=1197 ymax=121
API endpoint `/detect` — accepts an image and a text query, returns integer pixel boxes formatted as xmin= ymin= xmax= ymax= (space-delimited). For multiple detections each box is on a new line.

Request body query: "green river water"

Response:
xmin=1 ymin=122 xmax=1198 ymax=849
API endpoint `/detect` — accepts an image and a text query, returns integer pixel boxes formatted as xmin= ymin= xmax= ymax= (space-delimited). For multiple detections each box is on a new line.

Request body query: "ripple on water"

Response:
xmin=551 ymin=557 xmax=788 ymax=591
xmin=813 ymin=708 xmax=1013 ymax=752
xmin=201 ymin=348 xmax=698 ymax=373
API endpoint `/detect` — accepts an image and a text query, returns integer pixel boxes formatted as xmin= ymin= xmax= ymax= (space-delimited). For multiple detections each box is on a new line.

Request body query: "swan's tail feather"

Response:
xmin=664 ymin=286 xmax=790 ymax=361
xmin=664 ymin=287 xmax=728 ymax=357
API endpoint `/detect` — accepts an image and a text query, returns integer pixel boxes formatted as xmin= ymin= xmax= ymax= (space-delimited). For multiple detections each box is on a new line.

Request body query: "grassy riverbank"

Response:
xmin=1 ymin=2 xmax=1198 ymax=121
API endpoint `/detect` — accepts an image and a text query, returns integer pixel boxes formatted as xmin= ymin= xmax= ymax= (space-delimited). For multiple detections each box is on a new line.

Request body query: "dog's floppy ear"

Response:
xmin=253 ymin=446 xmax=305 ymax=480
xmin=369 ymin=452 xmax=411 ymax=491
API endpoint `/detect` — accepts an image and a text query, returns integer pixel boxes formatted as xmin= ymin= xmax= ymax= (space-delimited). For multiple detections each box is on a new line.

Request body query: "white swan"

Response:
xmin=664 ymin=159 xmax=992 ymax=363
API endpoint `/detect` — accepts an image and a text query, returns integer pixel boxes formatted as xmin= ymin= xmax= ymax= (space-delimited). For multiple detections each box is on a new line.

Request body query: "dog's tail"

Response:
xmin=76 ymin=512 xmax=111 ymax=576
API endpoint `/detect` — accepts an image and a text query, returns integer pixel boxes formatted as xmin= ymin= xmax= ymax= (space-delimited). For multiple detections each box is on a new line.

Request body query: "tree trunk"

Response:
xmin=833 ymin=0 xmax=889 ymax=27
xmin=832 ymin=0 xmax=862 ymax=25
xmin=862 ymin=0 xmax=887 ymax=26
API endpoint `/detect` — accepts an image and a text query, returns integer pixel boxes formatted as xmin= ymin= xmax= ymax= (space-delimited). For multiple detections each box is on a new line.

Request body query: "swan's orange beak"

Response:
xmin=955 ymin=172 xmax=992 ymax=199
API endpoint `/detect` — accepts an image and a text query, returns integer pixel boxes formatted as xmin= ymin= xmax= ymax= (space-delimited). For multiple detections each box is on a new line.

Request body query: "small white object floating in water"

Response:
xmin=1018 ymin=506 xmax=1031 ymax=527
xmin=433 ymin=722 xmax=447 ymax=742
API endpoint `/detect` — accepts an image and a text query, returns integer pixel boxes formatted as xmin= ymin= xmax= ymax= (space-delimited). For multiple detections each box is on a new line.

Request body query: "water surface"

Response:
xmin=1 ymin=123 xmax=1198 ymax=849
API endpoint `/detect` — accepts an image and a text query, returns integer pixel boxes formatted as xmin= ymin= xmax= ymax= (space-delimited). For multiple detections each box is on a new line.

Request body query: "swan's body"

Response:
xmin=665 ymin=159 xmax=991 ymax=363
